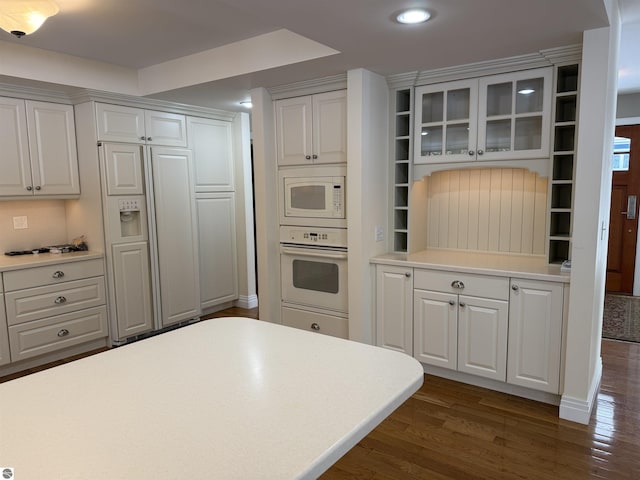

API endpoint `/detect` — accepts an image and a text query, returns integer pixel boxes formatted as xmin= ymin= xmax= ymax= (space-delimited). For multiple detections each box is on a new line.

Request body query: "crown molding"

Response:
xmin=0 ymin=83 xmax=74 ymax=104
xmin=70 ymin=89 xmax=236 ymax=121
xmin=268 ymin=74 xmax=347 ymax=99
xmin=386 ymin=44 xmax=583 ymax=89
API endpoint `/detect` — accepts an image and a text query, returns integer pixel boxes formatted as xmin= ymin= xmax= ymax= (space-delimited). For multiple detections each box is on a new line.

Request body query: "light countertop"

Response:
xmin=0 ymin=317 xmax=424 ymax=479
xmin=0 ymin=250 xmax=104 ymax=273
xmin=372 ymin=249 xmax=570 ymax=283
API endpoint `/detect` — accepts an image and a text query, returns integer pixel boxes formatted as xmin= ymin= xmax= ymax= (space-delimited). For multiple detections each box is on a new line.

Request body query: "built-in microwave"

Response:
xmin=279 ymin=166 xmax=346 ymax=227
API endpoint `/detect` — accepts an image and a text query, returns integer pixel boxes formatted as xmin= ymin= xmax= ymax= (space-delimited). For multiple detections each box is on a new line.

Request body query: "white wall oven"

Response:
xmin=280 ymin=226 xmax=348 ymax=338
xmin=278 ymin=165 xmax=346 ymax=228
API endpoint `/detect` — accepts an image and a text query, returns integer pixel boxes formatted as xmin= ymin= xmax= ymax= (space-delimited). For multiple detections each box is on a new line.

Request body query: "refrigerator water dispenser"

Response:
xmin=119 ymin=198 xmax=142 ymax=237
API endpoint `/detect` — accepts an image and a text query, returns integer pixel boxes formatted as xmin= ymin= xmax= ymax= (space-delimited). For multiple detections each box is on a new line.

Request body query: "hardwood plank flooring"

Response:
xmin=322 ymin=339 xmax=640 ymax=480
xmin=2 ymin=308 xmax=639 ymax=480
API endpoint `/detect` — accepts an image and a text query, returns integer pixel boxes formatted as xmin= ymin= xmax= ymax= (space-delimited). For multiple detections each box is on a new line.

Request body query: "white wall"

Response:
xmin=232 ymin=112 xmax=258 ymax=309
xmin=346 ymin=69 xmax=389 ymax=344
xmin=249 ymin=87 xmax=281 ymax=323
xmin=560 ymin=6 xmax=621 ymax=424
xmin=617 ymin=92 xmax=640 ymax=119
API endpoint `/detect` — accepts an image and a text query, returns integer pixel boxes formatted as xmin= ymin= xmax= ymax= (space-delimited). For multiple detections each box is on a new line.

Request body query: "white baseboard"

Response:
xmin=234 ymin=294 xmax=258 ymax=309
xmin=559 ymin=357 xmax=603 ymax=424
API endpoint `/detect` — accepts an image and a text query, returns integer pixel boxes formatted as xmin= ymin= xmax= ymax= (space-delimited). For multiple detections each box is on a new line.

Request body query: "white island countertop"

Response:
xmin=372 ymin=249 xmax=570 ymax=283
xmin=0 ymin=317 xmax=423 ymax=480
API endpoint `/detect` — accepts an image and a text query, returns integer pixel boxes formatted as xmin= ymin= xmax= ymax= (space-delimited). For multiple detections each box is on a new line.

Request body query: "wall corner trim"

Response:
xmin=559 ymin=357 xmax=602 ymax=424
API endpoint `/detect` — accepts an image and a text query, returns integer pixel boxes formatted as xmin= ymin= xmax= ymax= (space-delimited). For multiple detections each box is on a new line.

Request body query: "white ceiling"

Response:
xmin=0 ymin=0 xmax=637 ymax=112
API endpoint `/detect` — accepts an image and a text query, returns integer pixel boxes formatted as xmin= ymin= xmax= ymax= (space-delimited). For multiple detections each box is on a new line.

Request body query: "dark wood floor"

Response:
xmin=322 ymin=339 xmax=640 ymax=480
xmin=2 ymin=307 xmax=639 ymax=479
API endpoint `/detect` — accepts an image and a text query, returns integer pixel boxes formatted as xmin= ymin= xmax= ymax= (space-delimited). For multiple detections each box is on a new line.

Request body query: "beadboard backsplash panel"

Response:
xmin=425 ymin=168 xmax=548 ymax=255
xmin=0 ymin=200 xmax=68 ymax=253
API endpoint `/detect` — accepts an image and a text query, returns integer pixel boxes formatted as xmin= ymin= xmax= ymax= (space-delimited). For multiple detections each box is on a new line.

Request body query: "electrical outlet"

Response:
xmin=13 ymin=216 xmax=28 ymax=229
xmin=375 ymin=225 xmax=384 ymax=242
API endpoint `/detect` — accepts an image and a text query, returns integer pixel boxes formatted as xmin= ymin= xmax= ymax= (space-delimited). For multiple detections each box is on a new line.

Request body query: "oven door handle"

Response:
xmin=280 ymin=246 xmax=348 ymax=260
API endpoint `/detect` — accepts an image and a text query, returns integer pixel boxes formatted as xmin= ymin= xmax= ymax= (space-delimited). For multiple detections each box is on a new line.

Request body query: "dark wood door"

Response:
xmin=606 ymin=125 xmax=640 ymax=293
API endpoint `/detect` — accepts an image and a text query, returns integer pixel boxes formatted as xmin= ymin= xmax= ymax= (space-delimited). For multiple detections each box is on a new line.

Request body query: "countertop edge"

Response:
xmin=370 ymin=252 xmax=571 ymax=284
xmin=0 ymin=251 xmax=105 ymax=273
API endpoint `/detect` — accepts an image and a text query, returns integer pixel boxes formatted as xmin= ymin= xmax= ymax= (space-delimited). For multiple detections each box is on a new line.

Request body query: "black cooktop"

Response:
xmin=4 ymin=244 xmax=87 ymax=256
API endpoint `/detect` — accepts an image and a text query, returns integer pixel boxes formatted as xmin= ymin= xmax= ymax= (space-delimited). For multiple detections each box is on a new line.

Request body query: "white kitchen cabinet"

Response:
xmin=150 ymin=147 xmax=201 ymax=327
xmin=96 ymin=103 xmax=187 ymax=147
xmin=188 ymin=117 xmax=235 ymax=192
xmin=413 ymin=289 xmax=457 ymax=369
xmin=103 ymin=143 xmax=145 ymax=195
xmin=414 ymin=67 xmax=552 ymax=164
xmin=112 ymin=242 xmax=154 ymax=338
xmin=0 ymin=294 xmax=10 ymax=366
xmin=197 ymin=193 xmax=238 ymax=309
xmin=2 ymin=257 xmax=108 ymax=362
xmin=376 ymin=265 xmax=413 ymax=355
xmin=507 ymin=278 xmax=564 ymax=394
xmin=275 ymin=90 xmax=347 ymax=166
xmin=413 ymin=269 xmax=509 ymax=381
xmin=0 ymin=97 xmax=80 ymax=197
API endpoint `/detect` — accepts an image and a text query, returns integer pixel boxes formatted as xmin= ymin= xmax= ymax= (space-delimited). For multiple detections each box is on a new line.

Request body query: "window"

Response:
xmin=612 ymin=136 xmax=631 ymax=171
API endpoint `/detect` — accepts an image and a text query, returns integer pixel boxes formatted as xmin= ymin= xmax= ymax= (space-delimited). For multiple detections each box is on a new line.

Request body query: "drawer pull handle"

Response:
xmin=57 ymin=329 xmax=70 ymax=337
xmin=311 ymin=322 xmax=320 ymax=331
xmin=52 ymin=271 xmax=65 ymax=279
xmin=54 ymin=296 xmax=67 ymax=304
xmin=451 ymin=280 xmax=465 ymax=289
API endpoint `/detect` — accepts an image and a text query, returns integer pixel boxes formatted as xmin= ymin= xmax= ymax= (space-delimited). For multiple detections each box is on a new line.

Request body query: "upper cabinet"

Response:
xmin=275 ymin=90 xmax=347 ymax=166
xmin=0 ymin=97 xmax=80 ymax=197
xmin=414 ymin=67 xmax=552 ymax=164
xmin=187 ymin=117 xmax=234 ymax=192
xmin=96 ymin=103 xmax=187 ymax=147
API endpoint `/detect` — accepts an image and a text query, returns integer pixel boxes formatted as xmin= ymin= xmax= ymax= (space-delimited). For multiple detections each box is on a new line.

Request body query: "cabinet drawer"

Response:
xmin=3 ymin=258 xmax=104 ymax=291
xmin=414 ymin=269 xmax=509 ymax=300
xmin=282 ymin=306 xmax=348 ymax=339
xmin=5 ymin=277 xmax=106 ymax=325
xmin=8 ymin=306 xmax=107 ymax=362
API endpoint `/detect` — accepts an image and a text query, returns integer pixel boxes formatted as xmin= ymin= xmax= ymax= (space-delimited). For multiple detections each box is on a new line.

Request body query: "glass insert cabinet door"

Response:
xmin=477 ymin=67 xmax=552 ymax=161
xmin=414 ymin=79 xmax=478 ymax=164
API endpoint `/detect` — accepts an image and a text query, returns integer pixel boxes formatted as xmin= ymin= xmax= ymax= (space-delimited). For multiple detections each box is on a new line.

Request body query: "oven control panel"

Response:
xmin=280 ymin=226 xmax=347 ymax=247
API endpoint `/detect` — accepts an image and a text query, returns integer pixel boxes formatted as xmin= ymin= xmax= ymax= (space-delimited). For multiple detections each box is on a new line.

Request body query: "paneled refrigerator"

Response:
xmin=99 ymin=142 xmax=200 ymax=344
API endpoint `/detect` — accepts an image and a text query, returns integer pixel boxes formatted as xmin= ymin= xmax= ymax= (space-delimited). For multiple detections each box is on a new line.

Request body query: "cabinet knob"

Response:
xmin=468 ymin=150 xmax=475 ymax=156
xmin=310 ymin=322 xmax=320 ymax=331
xmin=57 ymin=329 xmax=70 ymax=337
xmin=140 ymin=136 xmax=146 ymax=141
xmin=449 ymin=300 xmax=455 ymax=306
xmin=35 ymin=186 xmax=41 ymax=191
xmin=305 ymin=155 xmax=311 ymax=160
xmin=54 ymin=296 xmax=67 ymax=304
xmin=312 ymin=154 xmax=318 ymax=159
xmin=459 ymin=302 xmax=466 ymax=308
xmin=147 ymin=137 xmax=152 ymax=141
xmin=26 ymin=185 xmax=33 ymax=191
xmin=52 ymin=271 xmax=65 ymax=279
xmin=405 ymin=272 xmax=412 ymax=278
xmin=477 ymin=149 xmax=484 ymax=156
xmin=451 ymin=280 xmax=464 ymax=289
xmin=512 ymin=284 xmax=519 ymax=291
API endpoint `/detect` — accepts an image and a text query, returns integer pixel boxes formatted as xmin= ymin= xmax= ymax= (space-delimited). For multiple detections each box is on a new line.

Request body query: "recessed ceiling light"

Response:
xmin=240 ymin=101 xmax=252 ymax=108
xmin=397 ymin=9 xmax=431 ymax=25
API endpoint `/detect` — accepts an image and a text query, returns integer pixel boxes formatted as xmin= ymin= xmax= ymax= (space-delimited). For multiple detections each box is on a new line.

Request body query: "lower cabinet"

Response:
xmin=0 ymin=294 xmax=9 ymax=366
xmin=376 ymin=264 xmax=566 ymax=395
xmin=507 ymin=278 xmax=564 ymax=394
xmin=0 ymin=257 xmax=108 ymax=366
xmin=375 ymin=265 xmax=413 ymax=355
xmin=112 ymin=242 xmax=154 ymax=338
xmin=196 ymin=193 xmax=238 ymax=309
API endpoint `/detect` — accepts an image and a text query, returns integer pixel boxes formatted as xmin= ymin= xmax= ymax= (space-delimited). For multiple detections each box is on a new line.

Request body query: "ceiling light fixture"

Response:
xmin=518 ymin=88 xmax=535 ymax=95
xmin=396 ymin=9 xmax=431 ymax=25
xmin=240 ymin=101 xmax=253 ymax=108
xmin=0 ymin=0 xmax=59 ymax=38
